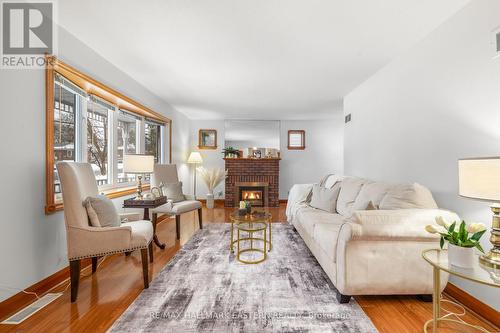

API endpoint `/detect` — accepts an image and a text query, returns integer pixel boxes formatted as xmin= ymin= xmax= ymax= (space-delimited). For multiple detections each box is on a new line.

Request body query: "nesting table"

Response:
xmin=422 ymin=249 xmax=500 ymax=333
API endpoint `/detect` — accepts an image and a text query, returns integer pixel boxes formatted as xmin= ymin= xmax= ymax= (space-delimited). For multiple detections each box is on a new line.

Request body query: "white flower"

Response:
xmin=435 ymin=216 xmax=450 ymax=229
xmin=425 ymin=225 xmax=439 ymax=234
xmin=466 ymin=223 xmax=487 ymax=234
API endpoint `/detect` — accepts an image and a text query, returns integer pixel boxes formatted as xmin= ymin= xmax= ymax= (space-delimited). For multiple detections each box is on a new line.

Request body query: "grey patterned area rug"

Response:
xmin=109 ymin=223 xmax=378 ymax=333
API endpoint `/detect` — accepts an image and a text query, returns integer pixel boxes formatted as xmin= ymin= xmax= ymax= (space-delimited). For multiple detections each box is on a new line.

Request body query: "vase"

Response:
xmin=206 ymin=193 xmax=214 ymax=209
xmin=448 ymin=243 xmax=475 ymax=268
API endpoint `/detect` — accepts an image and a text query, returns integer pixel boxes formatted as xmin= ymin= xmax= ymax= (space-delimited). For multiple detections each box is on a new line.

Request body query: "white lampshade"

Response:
xmin=123 ymin=154 xmax=154 ymax=174
xmin=459 ymin=157 xmax=500 ymax=202
xmin=187 ymin=151 xmax=203 ymax=164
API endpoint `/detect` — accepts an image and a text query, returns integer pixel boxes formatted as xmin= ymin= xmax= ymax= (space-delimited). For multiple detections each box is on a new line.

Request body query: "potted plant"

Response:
xmin=197 ymin=167 xmax=227 ymax=209
xmin=222 ymin=147 xmax=240 ymax=158
xmin=425 ymin=217 xmax=487 ymax=268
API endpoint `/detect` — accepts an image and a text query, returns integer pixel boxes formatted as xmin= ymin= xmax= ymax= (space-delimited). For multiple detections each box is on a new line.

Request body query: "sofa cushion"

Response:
xmin=295 ymin=206 xmax=344 ymax=237
xmin=352 ymin=181 xmax=392 ymax=211
xmin=313 ymin=222 xmax=343 ymax=262
xmin=336 ymin=177 xmax=367 ymax=216
xmin=309 ymin=183 xmax=341 ymax=213
xmin=379 ymin=183 xmax=437 ymax=210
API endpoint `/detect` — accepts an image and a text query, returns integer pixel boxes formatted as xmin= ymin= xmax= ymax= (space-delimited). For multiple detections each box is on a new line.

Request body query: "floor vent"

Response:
xmin=1 ymin=293 xmax=63 ymax=325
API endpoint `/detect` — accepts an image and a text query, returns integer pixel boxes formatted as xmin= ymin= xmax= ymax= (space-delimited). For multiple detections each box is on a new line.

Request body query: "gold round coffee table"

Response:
xmin=236 ymin=221 xmax=268 ymax=264
xmin=229 ymin=210 xmax=272 ymax=254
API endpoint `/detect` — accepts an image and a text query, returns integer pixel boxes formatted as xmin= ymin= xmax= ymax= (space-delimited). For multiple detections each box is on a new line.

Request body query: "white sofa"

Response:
xmin=286 ymin=176 xmax=459 ymax=303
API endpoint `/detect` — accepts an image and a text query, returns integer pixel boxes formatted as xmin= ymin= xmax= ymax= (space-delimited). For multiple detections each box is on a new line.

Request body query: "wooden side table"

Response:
xmin=422 ymin=249 xmax=500 ymax=333
xmin=123 ymin=196 xmax=168 ymax=260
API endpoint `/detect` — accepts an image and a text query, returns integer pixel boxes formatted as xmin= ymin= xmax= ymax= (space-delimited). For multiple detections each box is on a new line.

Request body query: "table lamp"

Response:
xmin=124 ymin=154 xmax=154 ymax=200
xmin=458 ymin=157 xmax=500 ymax=269
xmin=187 ymin=151 xmax=203 ymax=199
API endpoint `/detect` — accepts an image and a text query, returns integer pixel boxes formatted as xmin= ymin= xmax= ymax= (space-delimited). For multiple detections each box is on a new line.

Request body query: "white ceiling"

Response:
xmin=57 ymin=0 xmax=469 ymax=120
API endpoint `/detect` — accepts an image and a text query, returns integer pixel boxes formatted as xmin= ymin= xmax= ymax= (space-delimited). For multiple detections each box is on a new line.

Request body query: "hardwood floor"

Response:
xmin=0 ymin=204 xmax=496 ymax=333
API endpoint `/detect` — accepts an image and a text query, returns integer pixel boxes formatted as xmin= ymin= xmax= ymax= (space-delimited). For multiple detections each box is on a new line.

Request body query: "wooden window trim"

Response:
xmin=45 ymin=55 xmax=170 ymax=214
xmin=287 ymin=130 xmax=305 ymax=150
xmin=198 ymin=129 xmax=218 ymax=150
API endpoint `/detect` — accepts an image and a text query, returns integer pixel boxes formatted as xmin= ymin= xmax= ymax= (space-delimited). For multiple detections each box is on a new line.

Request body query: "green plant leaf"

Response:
xmin=449 ymin=221 xmax=456 ymax=234
xmin=459 ymin=221 xmax=467 ymax=242
xmin=475 ymin=242 xmax=485 ymax=253
xmin=440 ymin=237 xmax=444 ymax=249
xmin=471 ymin=230 xmax=486 ymax=241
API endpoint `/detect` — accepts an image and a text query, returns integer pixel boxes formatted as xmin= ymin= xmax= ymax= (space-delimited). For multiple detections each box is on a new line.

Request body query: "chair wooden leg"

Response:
xmin=198 ymin=208 xmax=203 ymax=230
xmin=91 ymin=257 xmax=98 ymax=273
xmin=148 ymin=241 xmax=153 ymax=263
xmin=175 ymin=215 xmax=181 ymax=240
xmin=69 ymin=260 xmax=80 ymax=302
xmin=141 ymin=248 xmax=149 ymax=289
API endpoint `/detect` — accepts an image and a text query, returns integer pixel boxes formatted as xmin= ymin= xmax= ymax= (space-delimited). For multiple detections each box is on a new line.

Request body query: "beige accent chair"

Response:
xmin=57 ymin=162 xmax=153 ymax=302
xmin=152 ymin=164 xmax=203 ymax=240
xmin=287 ymin=176 xmax=459 ymax=304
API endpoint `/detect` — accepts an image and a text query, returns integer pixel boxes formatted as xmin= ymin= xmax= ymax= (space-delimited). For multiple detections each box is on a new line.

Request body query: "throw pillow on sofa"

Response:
xmin=309 ymin=183 xmax=341 ymax=213
xmin=83 ymin=195 xmax=121 ymax=227
xmin=336 ymin=177 xmax=368 ymax=216
xmin=352 ymin=181 xmax=391 ymax=211
xmin=379 ymin=183 xmax=438 ymax=209
xmin=164 ymin=182 xmax=186 ymax=202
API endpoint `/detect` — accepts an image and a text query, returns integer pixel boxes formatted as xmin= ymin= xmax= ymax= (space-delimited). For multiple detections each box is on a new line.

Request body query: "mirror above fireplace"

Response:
xmin=224 ymin=120 xmax=280 ymax=158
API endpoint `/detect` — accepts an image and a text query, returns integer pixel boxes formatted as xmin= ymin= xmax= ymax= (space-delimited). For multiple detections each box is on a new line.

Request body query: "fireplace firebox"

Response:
xmin=236 ymin=182 xmax=269 ymax=207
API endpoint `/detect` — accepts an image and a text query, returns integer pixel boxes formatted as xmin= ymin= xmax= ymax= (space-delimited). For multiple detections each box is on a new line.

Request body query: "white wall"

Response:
xmin=189 ymin=120 xmax=226 ymax=199
xmin=344 ymin=0 xmax=500 ymax=310
xmin=189 ymin=117 xmax=344 ymax=200
xmin=279 ymin=118 xmax=344 ymax=199
xmin=0 ymin=27 xmax=191 ymax=302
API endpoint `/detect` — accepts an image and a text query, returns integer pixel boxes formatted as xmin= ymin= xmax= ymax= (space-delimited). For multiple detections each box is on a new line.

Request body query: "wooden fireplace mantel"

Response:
xmin=223 ymin=157 xmax=281 ymax=160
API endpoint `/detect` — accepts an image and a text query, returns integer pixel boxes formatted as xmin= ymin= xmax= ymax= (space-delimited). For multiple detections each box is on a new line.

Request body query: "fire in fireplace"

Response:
xmin=236 ymin=183 xmax=269 ymax=207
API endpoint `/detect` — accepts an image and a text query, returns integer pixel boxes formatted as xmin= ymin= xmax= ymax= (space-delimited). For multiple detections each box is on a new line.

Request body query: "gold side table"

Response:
xmin=236 ymin=221 xmax=267 ymax=264
xmin=422 ymin=249 xmax=500 ymax=333
xmin=229 ymin=210 xmax=272 ymax=253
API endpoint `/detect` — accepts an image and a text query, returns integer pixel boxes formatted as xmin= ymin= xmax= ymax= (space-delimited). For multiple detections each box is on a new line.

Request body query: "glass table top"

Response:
xmin=422 ymin=249 xmax=500 ymax=287
xmin=230 ymin=210 xmax=272 ymax=223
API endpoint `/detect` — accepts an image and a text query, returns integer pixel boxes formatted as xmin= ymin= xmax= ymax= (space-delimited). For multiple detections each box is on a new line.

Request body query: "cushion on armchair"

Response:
xmin=164 ymin=182 xmax=186 ymax=202
xmin=83 ymin=195 xmax=120 ymax=227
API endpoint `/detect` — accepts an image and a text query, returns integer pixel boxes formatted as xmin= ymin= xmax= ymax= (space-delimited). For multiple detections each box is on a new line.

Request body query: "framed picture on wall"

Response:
xmin=287 ymin=130 xmax=305 ymax=150
xmin=198 ymin=129 xmax=217 ymax=149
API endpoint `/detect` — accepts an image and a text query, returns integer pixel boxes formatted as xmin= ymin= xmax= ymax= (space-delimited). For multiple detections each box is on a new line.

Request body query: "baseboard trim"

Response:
xmin=0 ymin=258 xmax=91 ymax=321
xmin=444 ymin=283 xmax=500 ymax=328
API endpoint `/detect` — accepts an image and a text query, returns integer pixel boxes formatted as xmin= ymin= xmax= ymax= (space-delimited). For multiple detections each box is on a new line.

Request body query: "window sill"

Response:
xmin=44 ymin=184 xmax=150 ymax=214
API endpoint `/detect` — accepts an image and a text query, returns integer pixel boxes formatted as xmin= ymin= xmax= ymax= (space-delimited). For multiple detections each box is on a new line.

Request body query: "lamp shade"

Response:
xmin=123 ymin=154 xmax=154 ymax=174
xmin=459 ymin=157 xmax=500 ymax=202
xmin=187 ymin=151 xmax=203 ymax=164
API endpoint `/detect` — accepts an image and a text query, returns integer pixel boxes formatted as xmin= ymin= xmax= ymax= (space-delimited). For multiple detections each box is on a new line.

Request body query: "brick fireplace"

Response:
xmin=224 ymin=158 xmax=280 ymax=207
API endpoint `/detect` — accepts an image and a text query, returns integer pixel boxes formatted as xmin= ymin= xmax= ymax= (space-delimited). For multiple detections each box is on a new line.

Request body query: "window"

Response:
xmin=287 ymin=130 xmax=305 ymax=150
xmin=87 ymin=97 xmax=112 ymax=186
xmin=145 ymin=121 xmax=161 ymax=163
xmin=117 ymin=110 xmax=140 ymax=183
xmin=46 ymin=56 xmax=172 ymax=213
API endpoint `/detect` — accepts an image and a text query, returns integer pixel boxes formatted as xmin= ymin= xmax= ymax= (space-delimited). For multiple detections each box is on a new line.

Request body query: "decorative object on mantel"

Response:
xmin=187 ymin=152 xmax=203 ymax=199
xmin=458 ymin=157 xmax=500 ymax=270
xmin=425 ymin=217 xmax=486 ymax=268
xmin=123 ymin=154 xmax=154 ymax=200
xmin=198 ymin=129 xmax=217 ymax=149
xmin=197 ymin=167 xmax=226 ymax=209
xmin=287 ymin=130 xmax=305 ymax=150
xmin=222 ymin=146 xmax=240 ymax=158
